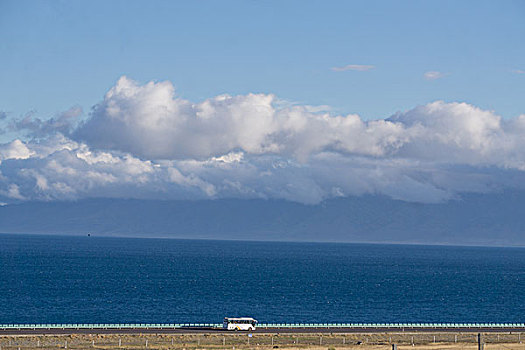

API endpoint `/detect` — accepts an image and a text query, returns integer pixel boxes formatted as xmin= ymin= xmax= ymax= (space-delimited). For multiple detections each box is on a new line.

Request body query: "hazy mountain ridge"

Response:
xmin=0 ymin=193 xmax=524 ymax=246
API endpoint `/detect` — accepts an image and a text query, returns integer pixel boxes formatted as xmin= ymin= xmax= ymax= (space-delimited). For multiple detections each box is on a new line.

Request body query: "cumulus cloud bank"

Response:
xmin=1 ymin=76 xmax=525 ymax=204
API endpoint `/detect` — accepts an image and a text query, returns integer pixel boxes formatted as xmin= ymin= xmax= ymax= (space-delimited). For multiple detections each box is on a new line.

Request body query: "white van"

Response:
xmin=223 ymin=317 xmax=258 ymax=331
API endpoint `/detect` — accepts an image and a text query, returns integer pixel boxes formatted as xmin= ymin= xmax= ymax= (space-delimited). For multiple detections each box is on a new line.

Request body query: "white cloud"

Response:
xmin=10 ymin=107 xmax=82 ymax=137
xmin=331 ymin=64 xmax=375 ymax=72
xmin=424 ymin=71 xmax=447 ymax=80
xmin=1 ymin=184 xmax=25 ymax=200
xmin=2 ymin=76 xmax=525 ymax=205
xmin=512 ymin=69 xmax=525 ymax=75
xmin=74 ymin=76 xmax=407 ymax=161
xmin=0 ymin=139 xmax=34 ymax=161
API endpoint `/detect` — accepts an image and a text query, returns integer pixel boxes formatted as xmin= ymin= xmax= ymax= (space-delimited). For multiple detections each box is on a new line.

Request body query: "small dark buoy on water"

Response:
xmin=87 ymin=233 xmax=91 ymax=237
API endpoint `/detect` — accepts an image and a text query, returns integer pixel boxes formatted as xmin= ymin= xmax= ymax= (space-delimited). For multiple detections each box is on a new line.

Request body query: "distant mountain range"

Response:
xmin=1 ymin=192 xmax=524 ymax=246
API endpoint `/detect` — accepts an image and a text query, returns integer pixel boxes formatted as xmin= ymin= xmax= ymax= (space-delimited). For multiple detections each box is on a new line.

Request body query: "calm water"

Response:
xmin=0 ymin=234 xmax=524 ymax=324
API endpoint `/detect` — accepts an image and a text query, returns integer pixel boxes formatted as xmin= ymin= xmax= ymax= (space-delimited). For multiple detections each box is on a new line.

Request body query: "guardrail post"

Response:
xmin=478 ymin=333 xmax=484 ymax=350
xmin=145 ymin=339 xmax=148 ymax=348
xmin=320 ymin=336 xmax=322 ymax=345
xmin=119 ymin=338 xmax=121 ymax=347
xmin=455 ymin=335 xmax=457 ymax=343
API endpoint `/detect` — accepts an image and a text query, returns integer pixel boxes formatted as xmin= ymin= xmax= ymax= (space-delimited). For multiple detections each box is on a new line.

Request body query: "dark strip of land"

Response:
xmin=1 ymin=327 xmax=524 ymax=335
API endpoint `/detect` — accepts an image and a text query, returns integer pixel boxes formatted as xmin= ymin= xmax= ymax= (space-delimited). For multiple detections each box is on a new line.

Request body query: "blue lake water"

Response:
xmin=0 ymin=234 xmax=524 ymax=324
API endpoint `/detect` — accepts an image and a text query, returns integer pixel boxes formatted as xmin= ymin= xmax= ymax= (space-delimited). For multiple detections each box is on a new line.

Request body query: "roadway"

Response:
xmin=1 ymin=327 xmax=524 ymax=336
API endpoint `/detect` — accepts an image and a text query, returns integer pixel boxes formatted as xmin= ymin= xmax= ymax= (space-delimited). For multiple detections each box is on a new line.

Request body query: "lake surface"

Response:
xmin=0 ymin=234 xmax=524 ymax=324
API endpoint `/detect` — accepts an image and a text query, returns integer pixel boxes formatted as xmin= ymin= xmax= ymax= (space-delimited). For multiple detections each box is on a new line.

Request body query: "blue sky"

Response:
xmin=1 ymin=0 xmax=524 ymax=129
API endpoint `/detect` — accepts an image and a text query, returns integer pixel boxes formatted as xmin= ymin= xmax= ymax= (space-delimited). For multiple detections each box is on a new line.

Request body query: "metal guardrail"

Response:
xmin=258 ymin=323 xmax=525 ymax=328
xmin=0 ymin=323 xmax=524 ymax=330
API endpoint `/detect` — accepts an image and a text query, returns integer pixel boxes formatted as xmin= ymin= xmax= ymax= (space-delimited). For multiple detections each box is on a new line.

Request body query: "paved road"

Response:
xmin=1 ymin=327 xmax=524 ymax=335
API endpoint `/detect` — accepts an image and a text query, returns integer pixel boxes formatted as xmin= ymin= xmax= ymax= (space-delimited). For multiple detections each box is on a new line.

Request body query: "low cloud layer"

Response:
xmin=1 ymin=76 xmax=525 ymax=204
